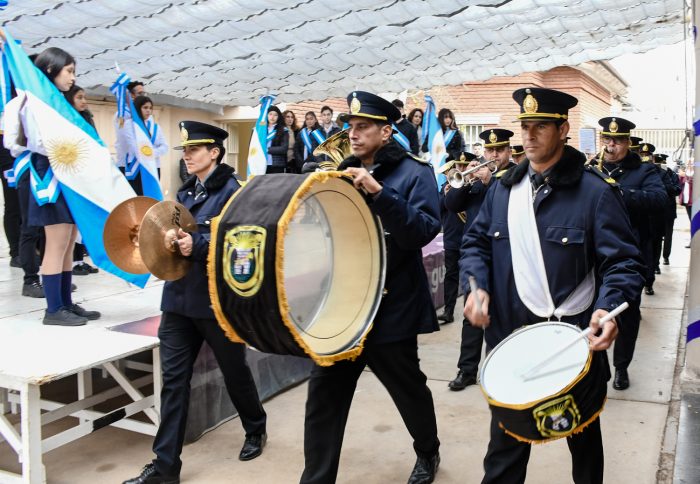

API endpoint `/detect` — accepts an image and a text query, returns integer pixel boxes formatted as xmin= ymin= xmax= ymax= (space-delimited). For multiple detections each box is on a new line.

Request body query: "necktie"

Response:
xmin=530 ymin=173 xmax=545 ymax=191
xmin=194 ymin=182 xmax=207 ymax=200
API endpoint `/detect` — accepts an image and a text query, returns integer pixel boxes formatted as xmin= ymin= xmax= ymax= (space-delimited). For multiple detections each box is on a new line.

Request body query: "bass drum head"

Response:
xmin=480 ymin=322 xmax=589 ymax=405
xmin=281 ymin=175 xmax=385 ymax=356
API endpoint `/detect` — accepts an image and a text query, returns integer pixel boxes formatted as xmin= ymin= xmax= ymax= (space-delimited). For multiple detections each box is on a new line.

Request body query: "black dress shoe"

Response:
xmin=10 ymin=256 xmax=21 ymax=268
xmin=66 ymin=303 xmax=101 ymax=320
xmin=654 ymin=267 xmax=661 ymax=275
xmin=43 ymin=308 xmax=87 ymax=326
xmin=437 ymin=312 xmax=454 ymax=324
xmin=644 ymin=286 xmax=655 ymax=295
xmin=448 ymin=370 xmax=477 ymax=391
xmin=22 ymin=281 xmax=45 ymax=298
xmin=408 ymin=452 xmax=440 ymax=484
xmin=123 ymin=463 xmax=179 ymax=484
xmin=613 ymin=368 xmax=629 ymax=390
xmin=239 ymin=433 xmax=267 ymax=461
xmin=663 ymin=258 xmax=670 ymax=265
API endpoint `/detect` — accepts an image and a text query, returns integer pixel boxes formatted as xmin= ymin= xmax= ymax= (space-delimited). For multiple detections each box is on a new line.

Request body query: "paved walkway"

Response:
xmin=0 ymin=209 xmax=692 ymax=483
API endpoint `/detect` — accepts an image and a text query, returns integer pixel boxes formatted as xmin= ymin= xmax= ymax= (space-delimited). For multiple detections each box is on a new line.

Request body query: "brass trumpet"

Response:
xmin=441 ymin=158 xmax=496 ymax=189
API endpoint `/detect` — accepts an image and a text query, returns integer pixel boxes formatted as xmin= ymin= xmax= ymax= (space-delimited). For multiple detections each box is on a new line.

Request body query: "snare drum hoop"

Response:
xmin=274 ymin=171 xmax=387 ymax=366
xmin=479 ymin=321 xmax=593 ymax=411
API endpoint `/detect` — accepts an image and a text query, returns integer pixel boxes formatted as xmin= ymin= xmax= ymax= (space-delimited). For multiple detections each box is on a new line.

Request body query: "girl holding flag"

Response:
xmin=133 ymin=95 xmax=168 ymax=179
xmin=3 ymin=46 xmax=100 ymax=326
xmin=422 ymin=107 xmax=464 ymax=162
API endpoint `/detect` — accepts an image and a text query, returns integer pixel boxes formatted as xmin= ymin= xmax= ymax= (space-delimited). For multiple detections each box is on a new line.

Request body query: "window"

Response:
xmin=459 ymin=124 xmax=485 ymax=151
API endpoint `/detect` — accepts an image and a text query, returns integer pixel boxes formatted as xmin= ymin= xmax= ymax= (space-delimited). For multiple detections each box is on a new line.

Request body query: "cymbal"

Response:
xmin=139 ymin=201 xmax=197 ymax=281
xmin=104 ymin=196 xmax=159 ymax=274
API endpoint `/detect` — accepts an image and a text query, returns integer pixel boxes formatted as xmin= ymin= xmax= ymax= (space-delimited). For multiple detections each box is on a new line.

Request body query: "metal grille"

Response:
xmin=459 ymin=125 xmax=485 ymax=151
xmin=631 ymin=129 xmax=691 ymax=163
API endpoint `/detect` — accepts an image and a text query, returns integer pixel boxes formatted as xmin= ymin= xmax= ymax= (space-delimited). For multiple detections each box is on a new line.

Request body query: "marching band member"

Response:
xmin=461 ymin=88 xmax=644 ymax=483
xmin=510 ymin=145 xmax=526 ymax=164
xmin=301 ymin=91 xmax=441 ymax=484
xmin=3 ymin=47 xmax=100 ymax=326
xmin=124 ymin=121 xmax=267 ymax=484
xmin=592 ymin=121 xmax=667 ymax=390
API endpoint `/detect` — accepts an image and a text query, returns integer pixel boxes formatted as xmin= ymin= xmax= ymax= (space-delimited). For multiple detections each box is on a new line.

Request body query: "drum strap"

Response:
xmin=507 ymin=174 xmax=595 ymax=319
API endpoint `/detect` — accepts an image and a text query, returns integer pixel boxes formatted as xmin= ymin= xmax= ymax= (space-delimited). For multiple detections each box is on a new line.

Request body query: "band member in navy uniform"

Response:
xmin=592 ymin=121 xmax=666 ymax=390
xmin=437 ymin=154 xmax=474 ymax=325
xmin=653 ymin=153 xmax=681 ymax=265
xmin=124 ymin=121 xmax=267 ymax=484
xmin=510 ymin=145 xmax=526 ymax=164
xmin=301 ymin=91 xmax=441 ymax=484
xmin=461 ymin=88 xmax=645 ymax=484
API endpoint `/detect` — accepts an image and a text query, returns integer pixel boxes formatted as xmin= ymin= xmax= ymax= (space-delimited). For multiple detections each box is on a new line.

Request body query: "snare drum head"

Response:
xmin=480 ymin=322 xmax=590 ymax=405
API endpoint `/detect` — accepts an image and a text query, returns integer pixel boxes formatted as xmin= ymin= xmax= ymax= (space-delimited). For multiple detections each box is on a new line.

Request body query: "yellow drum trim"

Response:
xmin=482 ymin=350 xmax=593 ymax=411
xmin=275 ymin=171 xmax=368 ymax=367
xmin=208 ymin=189 xmax=246 ymax=345
xmin=497 ymin=397 xmax=607 ymax=444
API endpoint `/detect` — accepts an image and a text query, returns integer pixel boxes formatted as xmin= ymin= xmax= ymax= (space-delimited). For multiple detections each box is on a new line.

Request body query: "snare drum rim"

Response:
xmin=274 ymin=171 xmax=387 ymax=366
xmin=479 ymin=321 xmax=593 ymax=411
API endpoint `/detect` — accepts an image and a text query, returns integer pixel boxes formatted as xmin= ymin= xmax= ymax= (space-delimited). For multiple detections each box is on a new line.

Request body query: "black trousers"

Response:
xmin=457 ymin=319 xmax=484 ymax=376
xmin=443 ymin=248 xmax=460 ymax=315
xmin=1 ymin=162 xmax=20 ymax=258
xmin=651 ymin=219 xmax=664 ymax=271
xmin=16 ymin=173 xmax=42 ymax=284
xmin=153 ymin=312 xmax=267 ymax=476
xmin=662 ymin=217 xmax=675 ymax=260
xmin=641 ymin=236 xmax=655 ymax=288
xmin=613 ymin=299 xmax=641 ymax=370
xmin=301 ymin=337 xmax=440 ymax=484
xmin=482 ymin=414 xmax=603 ymax=484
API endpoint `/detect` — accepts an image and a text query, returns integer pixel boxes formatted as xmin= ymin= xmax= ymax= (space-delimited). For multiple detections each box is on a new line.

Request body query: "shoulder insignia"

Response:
xmin=585 ymin=165 xmax=618 ymax=186
xmin=494 ymin=169 xmax=508 ymax=178
xmin=407 ymin=152 xmax=430 ymax=164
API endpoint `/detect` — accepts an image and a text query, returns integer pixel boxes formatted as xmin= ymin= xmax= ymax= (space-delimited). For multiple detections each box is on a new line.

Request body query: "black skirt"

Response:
xmin=27 ymin=154 xmax=73 ymax=227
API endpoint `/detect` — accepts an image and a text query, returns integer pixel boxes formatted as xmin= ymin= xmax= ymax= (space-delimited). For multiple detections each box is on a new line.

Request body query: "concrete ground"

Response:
xmin=0 ymin=209 xmax=691 ymax=483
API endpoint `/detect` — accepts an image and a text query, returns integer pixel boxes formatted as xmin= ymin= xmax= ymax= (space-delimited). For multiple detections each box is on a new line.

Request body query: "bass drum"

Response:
xmin=209 ymin=171 xmax=386 ymax=366
xmin=479 ymin=321 xmax=607 ymax=443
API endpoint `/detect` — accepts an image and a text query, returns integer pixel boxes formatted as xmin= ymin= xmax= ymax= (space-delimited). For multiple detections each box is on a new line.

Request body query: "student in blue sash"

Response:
xmin=422 ymin=107 xmax=465 ymax=161
xmin=294 ymin=111 xmax=322 ymax=173
xmin=265 ymin=105 xmax=289 ymax=174
xmin=134 ymin=96 xmax=169 ymax=177
xmin=283 ymin=109 xmax=300 ymax=172
xmin=115 ymin=81 xmax=146 ymax=177
xmin=391 ymin=99 xmax=419 ymax=155
xmin=408 ymin=108 xmax=427 ymax=156
xmin=65 ymin=85 xmax=99 ymax=276
xmin=4 ymin=47 xmax=100 ymax=326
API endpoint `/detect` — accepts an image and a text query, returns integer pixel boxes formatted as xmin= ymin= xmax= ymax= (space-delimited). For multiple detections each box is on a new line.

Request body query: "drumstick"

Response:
xmin=468 ymin=276 xmax=483 ymax=316
xmin=521 ymin=302 xmax=629 ymax=381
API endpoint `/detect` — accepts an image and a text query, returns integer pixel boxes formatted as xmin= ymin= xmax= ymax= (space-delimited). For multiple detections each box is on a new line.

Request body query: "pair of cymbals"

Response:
xmin=104 ymin=196 xmax=197 ymax=281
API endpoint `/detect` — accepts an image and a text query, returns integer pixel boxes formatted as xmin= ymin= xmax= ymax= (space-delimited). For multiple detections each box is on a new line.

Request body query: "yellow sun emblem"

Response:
xmin=250 ymin=146 xmax=258 ymax=156
xmin=140 ymin=145 xmax=154 ymax=157
xmin=45 ymin=138 xmax=88 ymax=175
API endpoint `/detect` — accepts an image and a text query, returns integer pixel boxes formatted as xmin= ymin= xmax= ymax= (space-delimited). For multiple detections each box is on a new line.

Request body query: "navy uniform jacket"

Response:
xmin=658 ymin=166 xmax=681 ymax=220
xmin=460 ymin=146 xmax=645 ymax=349
xmin=161 ymin=163 xmax=241 ymax=319
xmin=440 ymin=184 xmax=466 ymax=251
xmin=338 ymin=140 xmax=441 ymax=345
xmin=595 ymin=152 xmax=667 ymax=242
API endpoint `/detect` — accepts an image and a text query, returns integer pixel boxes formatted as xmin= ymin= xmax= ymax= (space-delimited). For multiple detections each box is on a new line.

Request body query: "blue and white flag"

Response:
xmin=422 ymin=95 xmax=447 ymax=188
xmin=110 ymin=72 xmax=131 ymax=122
xmin=2 ymin=29 xmax=148 ymax=287
xmin=126 ymin=95 xmax=162 ymax=200
xmin=247 ymin=94 xmax=276 ymax=177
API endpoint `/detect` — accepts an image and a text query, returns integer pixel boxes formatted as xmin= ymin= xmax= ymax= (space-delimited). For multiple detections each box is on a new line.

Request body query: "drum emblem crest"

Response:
xmin=222 ymin=226 xmax=267 ymax=297
xmin=533 ymin=394 xmax=581 ymax=438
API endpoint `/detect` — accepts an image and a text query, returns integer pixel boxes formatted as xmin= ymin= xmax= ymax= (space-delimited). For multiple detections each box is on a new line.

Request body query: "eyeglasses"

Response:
xmin=601 ymin=137 xmax=627 ymax=145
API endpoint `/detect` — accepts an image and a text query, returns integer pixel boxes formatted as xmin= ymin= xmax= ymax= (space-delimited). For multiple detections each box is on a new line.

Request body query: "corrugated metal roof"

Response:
xmin=3 ymin=0 xmax=685 ymax=105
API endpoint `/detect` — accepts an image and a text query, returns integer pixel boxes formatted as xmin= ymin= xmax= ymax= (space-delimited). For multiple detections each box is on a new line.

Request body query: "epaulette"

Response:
xmin=585 ymin=165 xmax=618 ymax=187
xmin=407 ymin=152 xmax=430 ymax=164
xmin=494 ymin=169 xmax=508 ymax=178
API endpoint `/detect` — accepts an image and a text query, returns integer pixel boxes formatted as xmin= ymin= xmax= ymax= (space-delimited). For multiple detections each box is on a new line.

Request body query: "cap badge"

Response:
xmin=489 ymin=131 xmax=498 ymax=144
xmin=609 ymin=118 xmax=618 ymax=133
xmin=350 ymin=92 xmax=361 ymax=115
xmin=180 ymin=127 xmax=189 ymax=143
xmin=523 ymin=94 xmax=538 ymax=114
xmin=642 ymin=144 xmax=648 ymax=152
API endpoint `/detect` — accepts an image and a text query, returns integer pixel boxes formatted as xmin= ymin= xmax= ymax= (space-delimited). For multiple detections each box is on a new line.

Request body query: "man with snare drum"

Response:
xmin=460 ymin=88 xmax=645 ymax=484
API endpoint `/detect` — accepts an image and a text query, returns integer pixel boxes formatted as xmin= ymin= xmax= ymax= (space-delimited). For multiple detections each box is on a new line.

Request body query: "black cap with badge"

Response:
xmin=479 ymin=128 xmax=513 ymax=148
xmin=338 ymin=91 xmax=401 ymax=124
xmin=512 ymin=87 xmax=578 ymax=121
xmin=174 ymin=120 xmax=228 ymax=150
xmin=598 ymin=117 xmax=635 ymax=137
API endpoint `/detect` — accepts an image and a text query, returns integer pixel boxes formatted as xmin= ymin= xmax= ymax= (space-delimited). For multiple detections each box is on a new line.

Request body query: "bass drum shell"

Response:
xmin=479 ymin=321 xmax=607 ymax=443
xmin=209 ymin=172 xmax=386 ymax=366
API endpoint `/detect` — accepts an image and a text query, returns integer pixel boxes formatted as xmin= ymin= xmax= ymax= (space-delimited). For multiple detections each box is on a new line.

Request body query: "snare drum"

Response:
xmin=209 ymin=172 xmax=386 ymax=366
xmin=479 ymin=321 xmax=607 ymax=443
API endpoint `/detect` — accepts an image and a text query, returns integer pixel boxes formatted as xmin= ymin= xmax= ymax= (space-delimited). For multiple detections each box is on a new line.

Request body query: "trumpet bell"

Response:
xmin=448 ymin=169 xmax=465 ymax=189
xmin=103 ymin=196 xmax=159 ymax=274
xmin=313 ymin=129 xmax=351 ymax=170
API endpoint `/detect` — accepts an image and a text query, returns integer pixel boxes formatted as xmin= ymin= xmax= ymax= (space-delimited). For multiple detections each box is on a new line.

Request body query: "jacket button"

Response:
xmin=562 ymin=237 xmax=568 ymax=244
xmin=205 ymin=220 xmax=210 ymax=225
xmin=187 ymin=191 xmax=192 ymax=196
xmin=494 ymin=231 xmax=500 ymax=238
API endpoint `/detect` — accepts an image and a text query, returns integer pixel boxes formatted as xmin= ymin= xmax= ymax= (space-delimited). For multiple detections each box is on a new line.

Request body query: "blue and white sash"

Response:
xmin=392 ymin=125 xmax=411 ymax=151
xmin=443 ymin=129 xmax=457 ymax=148
xmin=29 ymin=159 xmax=61 ymax=206
xmin=124 ymin=155 xmax=140 ymax=180
xmin=5 ymin=150 xmax=31 ymax=187
xmin=300 ymin=128 xmax=314 ymax=155
xmin=146 ymin=118 xmax=158 ymax=144
xmin=311 ymin=129 xmax=326 ymax=145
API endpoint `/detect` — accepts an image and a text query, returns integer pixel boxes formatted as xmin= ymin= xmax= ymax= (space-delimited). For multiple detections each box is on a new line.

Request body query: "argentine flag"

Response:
xmin=2 ymin=29 xmax=149 ymax=287
xmin=423 ymin=95 xmax=448 ymax=189
xmin=247 ymin=94 xmax=276 ymax=177
xmin=127 ymin=95 xmax=162 ymax=200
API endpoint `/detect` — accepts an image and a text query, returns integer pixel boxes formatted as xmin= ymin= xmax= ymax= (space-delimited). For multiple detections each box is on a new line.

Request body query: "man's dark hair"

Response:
xmin=472 ymin=142 xmax=483 ymax=148
xmin=391 ymin=99 xmax=404 ymax=109
xmin=127 ymin=81 xmax=144 ymax=95
xmin=320 ymin=105 xmax=333 ymax=114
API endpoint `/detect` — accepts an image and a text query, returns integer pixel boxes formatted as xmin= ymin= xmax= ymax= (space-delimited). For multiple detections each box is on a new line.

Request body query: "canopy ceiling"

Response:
xmin=4 ymin=0 xmax=685 ymax=106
